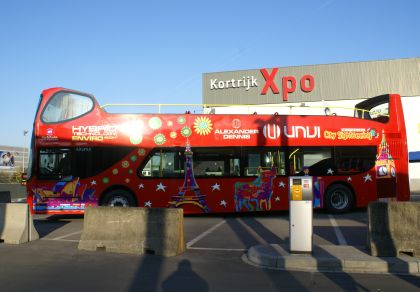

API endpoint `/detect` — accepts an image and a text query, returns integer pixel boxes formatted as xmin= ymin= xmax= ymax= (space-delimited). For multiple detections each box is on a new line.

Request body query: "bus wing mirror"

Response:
xmin=21 ymin=173 xmax=27 ymax=186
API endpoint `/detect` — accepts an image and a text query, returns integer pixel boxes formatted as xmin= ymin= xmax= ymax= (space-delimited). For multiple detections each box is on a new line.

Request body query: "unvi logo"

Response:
xmin=263 ymin=124 xmax=281 ymax=139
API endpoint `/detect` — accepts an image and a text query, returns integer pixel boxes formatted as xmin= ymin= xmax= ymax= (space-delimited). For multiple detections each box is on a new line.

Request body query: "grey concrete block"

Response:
xmin=78 ymin=206 xmax=185 ymax=256
xmin=0 ymin=203 xmax=39 ymax=244
xmin=367 ymin=202 xmax=420 ymax=257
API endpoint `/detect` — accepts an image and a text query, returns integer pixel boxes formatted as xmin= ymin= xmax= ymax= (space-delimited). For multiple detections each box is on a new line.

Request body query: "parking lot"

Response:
xmin=35 ymin=210 xmax=368 ymax=251
xmin=37 ymin=193 xmax=420 ymax=250
xmin=0 ymin=194 xmax=419 ymax=292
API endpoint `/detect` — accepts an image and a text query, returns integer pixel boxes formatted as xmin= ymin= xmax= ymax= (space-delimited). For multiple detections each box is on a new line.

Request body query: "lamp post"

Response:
xmin=23 ymin=130 xmax=29 ymax=173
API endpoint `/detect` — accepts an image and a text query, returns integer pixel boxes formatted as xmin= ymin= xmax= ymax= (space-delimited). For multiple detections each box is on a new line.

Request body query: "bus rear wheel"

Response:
xmin=102 ymin=189 xmax=136 ymax=207
xmin=325 ymin=184 xmax=354 ymax=214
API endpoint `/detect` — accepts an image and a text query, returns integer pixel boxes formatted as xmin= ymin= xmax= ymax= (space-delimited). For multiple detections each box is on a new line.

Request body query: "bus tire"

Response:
xmin=101 ymin=189 xmax=136 ymax=207
xmin=324 ymin=184 xmax=354 ymax=214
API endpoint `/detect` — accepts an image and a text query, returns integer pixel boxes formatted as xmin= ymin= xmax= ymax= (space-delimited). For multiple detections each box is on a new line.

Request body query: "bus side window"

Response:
xmin=335 ymin=146 xmax=376 ymax=175
xmin=242 ymin=148 xmax=286 ymax=176
xmin=245 ymin=153 xmax=260 ymax=176
xmin=192 ymin=147 xmax=240 ymax=177
xmin=289 ymin=147 xmax=332 ymax=176
xmin=232 ymin=163 xmax=240 ymax=177
xmin=151 ymin=154 xmax=162 ymax=177
xmin=138 ymin=149 xmax=184 ymax=178
xmin=142 ymin=160 xmax=152 ymax=177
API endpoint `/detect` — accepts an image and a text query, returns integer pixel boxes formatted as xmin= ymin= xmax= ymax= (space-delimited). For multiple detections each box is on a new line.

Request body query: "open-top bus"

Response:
xmin=26 ymin=87 xmax=410 ymax=214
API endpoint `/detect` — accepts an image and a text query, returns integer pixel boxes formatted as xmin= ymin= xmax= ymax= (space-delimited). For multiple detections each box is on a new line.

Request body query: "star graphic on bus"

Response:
xmin=220 ymin=200 xmax=227 ymax=207
xmin=144 ymin=201 xmax=152 ymax=207
xmin=363 ymin=173 xmax=372 ymax=182
xmin=211 ymin=183 xmax=221 ymax=191
xmin=347 ymin=177 xmax=352 ymax=182
xmin=138 ymin=183 xmax=144 ymax=189
xmin=90 ymin=180 xmax=97 ymax=186
xmin=327 ymin=168 xmax=334 ymax=175
xmin=278 ymin=181 xmax=286 ymax=188
xmin=156 ymin=182 xmax=167 ymax=192
xmin=275 ymin=196 xmax=280 ymax=202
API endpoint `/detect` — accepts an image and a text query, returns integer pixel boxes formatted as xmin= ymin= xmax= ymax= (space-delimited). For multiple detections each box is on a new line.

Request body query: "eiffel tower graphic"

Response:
xmin=168 ymin=144 xmax=210 ymax=213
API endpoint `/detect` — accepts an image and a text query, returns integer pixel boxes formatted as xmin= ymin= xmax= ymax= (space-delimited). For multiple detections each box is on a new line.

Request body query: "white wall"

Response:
xmin=402 ymin=96 xmax=420 ymax=192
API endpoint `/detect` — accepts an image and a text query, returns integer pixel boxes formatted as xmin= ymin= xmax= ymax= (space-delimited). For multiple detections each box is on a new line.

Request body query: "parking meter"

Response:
xmin=289 ymin=176 xmax=313 ymax=253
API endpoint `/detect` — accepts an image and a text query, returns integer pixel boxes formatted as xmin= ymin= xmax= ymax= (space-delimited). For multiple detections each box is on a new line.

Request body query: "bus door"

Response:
xmin=375 ymin=155 xmax=397 ymax=198
xmin=34 ymin=149 xmax=81 ymax=203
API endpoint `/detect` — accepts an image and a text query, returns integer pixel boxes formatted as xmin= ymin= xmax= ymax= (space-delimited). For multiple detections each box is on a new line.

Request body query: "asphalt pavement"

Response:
xmin=244 ymin=193 xmax=420 ymax=275
xmin=0 ymin=185 xmax=419 ymax=291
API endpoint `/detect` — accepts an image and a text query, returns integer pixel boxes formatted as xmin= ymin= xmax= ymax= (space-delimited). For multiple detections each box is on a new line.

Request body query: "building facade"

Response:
xmin=202 ymin=58 xmax=420 ymax=191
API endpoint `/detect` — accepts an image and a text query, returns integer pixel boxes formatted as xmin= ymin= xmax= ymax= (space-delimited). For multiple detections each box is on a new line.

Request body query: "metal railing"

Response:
xmin=101 ymin=103 xmax=384 ymax=119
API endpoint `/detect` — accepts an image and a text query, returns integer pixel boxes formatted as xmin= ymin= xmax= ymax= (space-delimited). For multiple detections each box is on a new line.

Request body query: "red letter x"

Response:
xmin=260 ymin=68 xmax=279 ymax=95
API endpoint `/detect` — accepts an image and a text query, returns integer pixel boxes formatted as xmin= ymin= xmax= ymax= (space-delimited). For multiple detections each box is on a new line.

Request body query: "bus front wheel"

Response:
xmin=324 ymin=184 xmax=354 ymax=214
xmin=102 ymin=189 xmax=136 ymax=207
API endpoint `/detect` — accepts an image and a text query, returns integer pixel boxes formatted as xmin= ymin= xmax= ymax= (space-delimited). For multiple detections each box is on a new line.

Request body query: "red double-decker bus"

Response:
xmin=26 ymin=87 xmax=410 ymax=214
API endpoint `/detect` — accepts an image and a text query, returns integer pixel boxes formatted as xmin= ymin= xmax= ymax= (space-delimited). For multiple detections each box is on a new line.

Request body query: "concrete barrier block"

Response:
xmin=78 ymin=206 xmax=185 ymax=256
xmin=0 ymin=203 xmax=39 ymax=244
xmin=368 ymin=202 xmax=420 ymax=257
xmin=0 ymin=191 xmax=11 ymax=203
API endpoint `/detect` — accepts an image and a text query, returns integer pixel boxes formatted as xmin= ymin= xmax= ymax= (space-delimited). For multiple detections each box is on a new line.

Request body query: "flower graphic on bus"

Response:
xmin=148 ymin=117 xmax=162 ymax=129
xmin=193 ymin=117 xmax=213 ymax=136
xmin=181 ymin=126 xmax=192 ymax=137
xmin=154 ymin=134 xmax=166 ymax=145
xmin=177 ymin=116 xmax=186 ymax=124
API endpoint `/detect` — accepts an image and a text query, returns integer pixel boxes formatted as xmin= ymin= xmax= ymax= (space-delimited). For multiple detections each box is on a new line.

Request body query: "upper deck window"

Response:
xmin=355 ymin=95 xmax=390 ymax=123
xmin=369 ymin=102 xmax=389 ymax=122
xmin=41 ymin=92 xmax=94 ymax=123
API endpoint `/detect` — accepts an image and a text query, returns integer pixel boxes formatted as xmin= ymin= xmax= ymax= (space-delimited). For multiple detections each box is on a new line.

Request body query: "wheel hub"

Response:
xmin=330 ymin=191 xmax=349 ymax=210
xmin=108 ymin=196 xmax=129 ymax=207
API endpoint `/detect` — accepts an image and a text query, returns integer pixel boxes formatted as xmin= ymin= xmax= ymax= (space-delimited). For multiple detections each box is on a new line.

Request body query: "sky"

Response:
xmin=0 ymin=0 xmax=419 ymax=147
